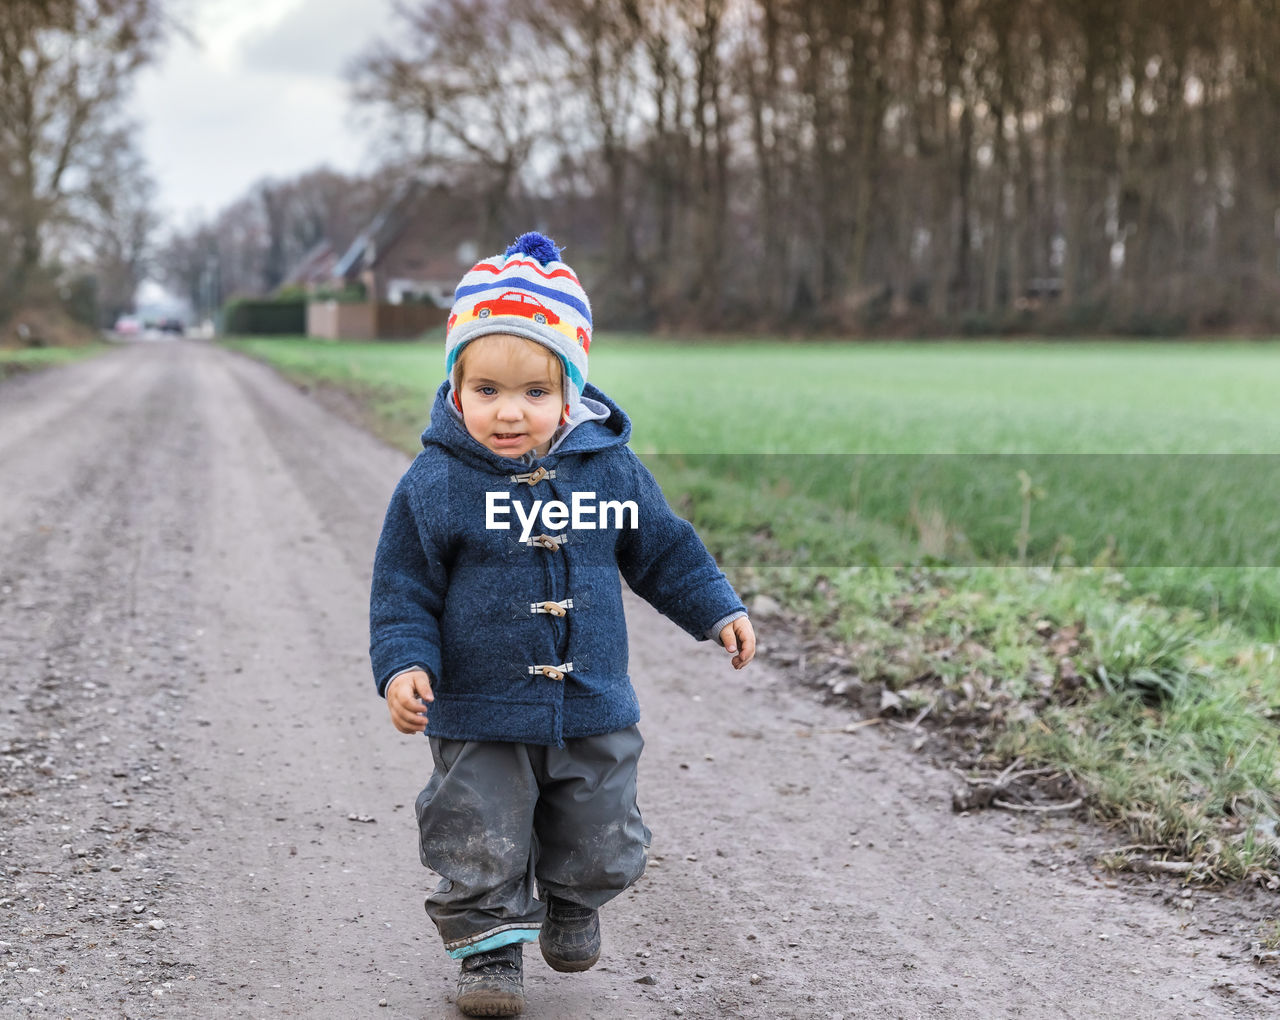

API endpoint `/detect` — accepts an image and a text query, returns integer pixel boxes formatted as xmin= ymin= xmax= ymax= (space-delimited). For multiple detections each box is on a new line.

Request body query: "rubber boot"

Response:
xmin=539 ymin=896 xmax=601 ymax=973
xmin=455 ymin=943 xmax=525 ymax=1017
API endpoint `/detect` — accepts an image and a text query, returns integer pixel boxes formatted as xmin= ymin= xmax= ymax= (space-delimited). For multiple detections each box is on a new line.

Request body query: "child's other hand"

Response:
xmin=387 ymin=669 xmax=434 ymax=733
xmin=719 ymin=617 xmax=756 ymax=670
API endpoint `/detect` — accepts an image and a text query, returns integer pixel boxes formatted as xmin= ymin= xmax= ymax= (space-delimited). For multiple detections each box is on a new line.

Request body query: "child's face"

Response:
xmin=456 ymin=334 xmax=563 ymax=459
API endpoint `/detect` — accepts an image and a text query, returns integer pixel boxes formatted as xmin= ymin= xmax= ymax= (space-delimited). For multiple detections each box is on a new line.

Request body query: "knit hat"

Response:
xmin=445 ymin=232 xmax=593 ymax=423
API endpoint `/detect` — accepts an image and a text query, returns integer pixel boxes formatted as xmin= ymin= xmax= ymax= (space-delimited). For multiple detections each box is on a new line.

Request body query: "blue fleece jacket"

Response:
xmin=369 ymin=381 xmax=746 ymax=746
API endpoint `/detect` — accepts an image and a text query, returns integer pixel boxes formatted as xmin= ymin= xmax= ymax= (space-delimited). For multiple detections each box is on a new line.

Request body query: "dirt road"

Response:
xmin=1 ymin=340 xmax=1276 ymax=1018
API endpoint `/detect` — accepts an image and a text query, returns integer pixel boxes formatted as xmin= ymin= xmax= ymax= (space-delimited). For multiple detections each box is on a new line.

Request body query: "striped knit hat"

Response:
xmin=445 ymin=232 xmax=593 ymax=423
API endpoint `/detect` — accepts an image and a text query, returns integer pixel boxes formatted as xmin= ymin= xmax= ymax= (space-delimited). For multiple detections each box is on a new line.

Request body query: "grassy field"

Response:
xmin=232 ymin=336 xmax=1280 ymax=630
xmin=229 ymin=335 xmax=1280 ymax=882
xmin=230 ymin=335 xmax=1280 ymax=454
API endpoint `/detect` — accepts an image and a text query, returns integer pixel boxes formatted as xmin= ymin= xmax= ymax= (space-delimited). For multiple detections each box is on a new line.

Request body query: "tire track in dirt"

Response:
xmin=1 ymin=340 xmax=1276 ymax=1018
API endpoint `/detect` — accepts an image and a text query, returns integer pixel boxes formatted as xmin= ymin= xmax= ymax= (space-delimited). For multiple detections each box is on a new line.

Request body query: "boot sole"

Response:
xmin=455 ymin=989 xmax=526 ymax=1017
xmin=539 ymin=943 xmax=601 ymax=973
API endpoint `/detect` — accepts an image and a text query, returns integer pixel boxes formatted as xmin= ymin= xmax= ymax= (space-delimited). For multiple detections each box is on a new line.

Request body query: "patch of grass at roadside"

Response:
xmin=228 ymin=334 xmax=1280 ymax=882
xmin=0 ymin=343 xmax=107 ymax=379
xmin=747 ymin=563 xmax=1280 ymax=882
xmin=1258 ymin=919 xmax=1280 ymax=952
xmin=640 ymin=454 xmax=1280 ymax=640
xmin=226 ymin=337 xmax=441 ymax=447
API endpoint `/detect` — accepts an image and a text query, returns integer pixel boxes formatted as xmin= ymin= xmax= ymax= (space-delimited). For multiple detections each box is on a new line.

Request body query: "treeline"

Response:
xmin=349 ymin=0 xmax=1280 ymax=334
xmin=0 ymin=0 xmax=166 ymax=334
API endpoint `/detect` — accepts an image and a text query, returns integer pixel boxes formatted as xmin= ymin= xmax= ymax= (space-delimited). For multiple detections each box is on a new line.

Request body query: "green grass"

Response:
xmin=231 ymin=335 xmax=1280 ymax=453
xmin=0 ymin=342 xmax=107 ymax=378
xmin=228 ymin=335 xmax=1280 ymax=881
xmin=224 ymin=336 xmax=440 ymax=445
xmin=591 ymin=337 xmax=1280 ymax=455
xmin=803 ymin=563 xmax=1280 ymax=882
xmin=226 ymin=337 xmax=1280 ymax=619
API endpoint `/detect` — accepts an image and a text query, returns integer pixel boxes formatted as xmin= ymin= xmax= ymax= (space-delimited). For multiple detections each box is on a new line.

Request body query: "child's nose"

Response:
xmin=496 ymin=399 xmax=523 ymax=421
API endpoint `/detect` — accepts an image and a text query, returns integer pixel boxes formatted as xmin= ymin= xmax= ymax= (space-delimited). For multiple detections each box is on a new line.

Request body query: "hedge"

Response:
xmin=222 ymin=299 xmax=306 ymax=336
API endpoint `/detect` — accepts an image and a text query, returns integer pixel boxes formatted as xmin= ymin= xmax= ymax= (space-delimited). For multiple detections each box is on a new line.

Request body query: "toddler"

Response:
xmin=370 ymin=232 xmax=755 ymax=1017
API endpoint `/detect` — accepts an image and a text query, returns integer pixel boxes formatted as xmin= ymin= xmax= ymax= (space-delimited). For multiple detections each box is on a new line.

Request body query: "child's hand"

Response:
xmin=387 ymin=669 xmax=434 ymax=734
xmin=719 ymin=617 xmax=756 ymax=670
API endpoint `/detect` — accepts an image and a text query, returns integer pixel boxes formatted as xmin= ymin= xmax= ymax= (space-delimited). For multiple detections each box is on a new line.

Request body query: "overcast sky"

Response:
xmin=131 ymin=0 xmax=397 ymax=229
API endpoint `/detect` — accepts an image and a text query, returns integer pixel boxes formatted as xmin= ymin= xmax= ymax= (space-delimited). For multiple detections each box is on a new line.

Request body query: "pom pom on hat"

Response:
xmin=445 ymin=230 xmax=593 ymax=422
xmin=505 ymin=232 xmax=561 ymax=265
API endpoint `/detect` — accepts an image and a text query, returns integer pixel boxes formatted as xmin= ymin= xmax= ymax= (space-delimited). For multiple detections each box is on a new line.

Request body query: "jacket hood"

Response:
xmin=420 ymin=379 xmax=632 ymax=471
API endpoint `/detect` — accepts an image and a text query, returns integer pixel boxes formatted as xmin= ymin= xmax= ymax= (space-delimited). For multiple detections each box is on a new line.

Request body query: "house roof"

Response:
xmin=332 ymin=179 xmax=426 ymax=280
xmin=279 ymin=240 xmax=339 ymax=289
xmin=330 ymin=180 xmax=611 ymax=293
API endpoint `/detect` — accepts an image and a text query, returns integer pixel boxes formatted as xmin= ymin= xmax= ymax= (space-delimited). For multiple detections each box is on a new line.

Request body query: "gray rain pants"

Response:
xmin=415 ymin=725 xmax=651 ymax=959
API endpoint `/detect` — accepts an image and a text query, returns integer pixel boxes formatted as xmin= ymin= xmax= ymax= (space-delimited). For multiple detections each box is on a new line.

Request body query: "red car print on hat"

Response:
xmin=576 ymin=327 xmax=591 ymax=353
xmin=472 ymin=291 xmax=561 ymax=325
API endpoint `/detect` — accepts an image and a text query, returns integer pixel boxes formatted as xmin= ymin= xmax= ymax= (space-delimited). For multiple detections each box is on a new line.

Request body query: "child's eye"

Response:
xmin=477 ymin=385 xmax=497 ymax=396
xmin=527 ymin=388 xmax=547 ymax=398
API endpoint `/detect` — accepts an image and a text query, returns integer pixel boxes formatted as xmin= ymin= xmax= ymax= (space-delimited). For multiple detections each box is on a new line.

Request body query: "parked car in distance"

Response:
xmin=113 ymin=315 xmax=142 ymax=335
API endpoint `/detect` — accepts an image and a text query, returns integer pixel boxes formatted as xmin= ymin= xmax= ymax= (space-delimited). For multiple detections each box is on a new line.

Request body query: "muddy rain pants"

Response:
xmin=415 ymin=725 xmax=650 ymax=959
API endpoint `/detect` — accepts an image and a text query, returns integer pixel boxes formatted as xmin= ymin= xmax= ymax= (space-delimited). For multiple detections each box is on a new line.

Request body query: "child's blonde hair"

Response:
xmin=452 ymin=333 xmax=566 ymax=421
xmin=454 ymin=333 xmax=560 ymax=388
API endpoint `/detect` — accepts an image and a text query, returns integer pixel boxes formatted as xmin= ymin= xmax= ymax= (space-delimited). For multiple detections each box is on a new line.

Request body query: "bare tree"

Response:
xmin=524 ymin=0 xmax=648 ymax=317
xmin=0 ymin=0 xmax=167 ymax=324
xmin=349 ymin=0 xmax=556 ymax=236
xmin=65 ymin=126 xmax=159 ymax=326
xmin=157 ymin=219 xmax=222 ymax=321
